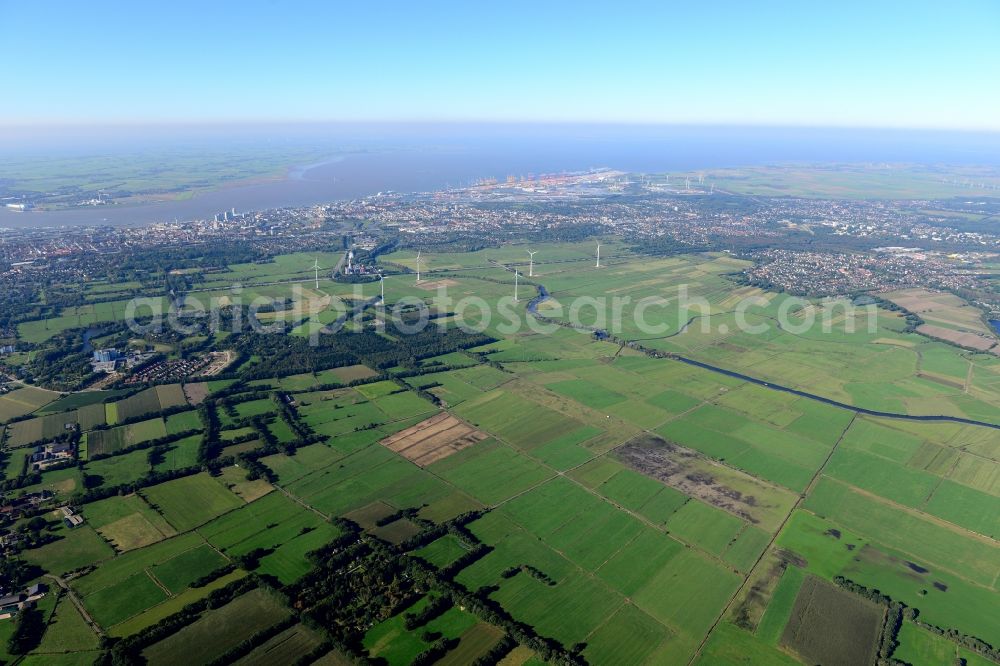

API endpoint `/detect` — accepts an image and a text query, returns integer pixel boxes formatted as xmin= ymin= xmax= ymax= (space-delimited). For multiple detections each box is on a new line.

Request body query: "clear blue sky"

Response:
xmin=2 ymin=0 xmax=998 ymax=130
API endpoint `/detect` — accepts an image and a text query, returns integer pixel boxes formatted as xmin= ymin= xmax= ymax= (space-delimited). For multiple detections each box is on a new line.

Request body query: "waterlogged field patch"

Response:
xmin=613 ymin=433 xmax=797 ymax=531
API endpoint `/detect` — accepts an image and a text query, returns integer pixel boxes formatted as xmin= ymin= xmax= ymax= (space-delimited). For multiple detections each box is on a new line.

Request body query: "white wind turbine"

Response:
xmin=595 ymin=243 xmax=601 ymax=269
xmin=378 ymin=273 xmax=385 ymax=304
xmin=513 ymin=269 xmax=519 ymax=302
xmin=526 ymin=249 xmax=537 ymax=277
xmin=311 ymin=258 xmax=321 ymax=289
xmin=415 ymin=251 xmax=422 ymax=283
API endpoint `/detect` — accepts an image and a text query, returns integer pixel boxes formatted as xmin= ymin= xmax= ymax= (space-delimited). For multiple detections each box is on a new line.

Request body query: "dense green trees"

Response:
xmin=7 ymin=605 xmax=45 ymax=654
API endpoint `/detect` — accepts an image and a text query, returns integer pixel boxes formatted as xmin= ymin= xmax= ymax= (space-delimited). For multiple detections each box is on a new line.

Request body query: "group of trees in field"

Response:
xmin=234 ymin=320 xmax=495 ymax=380
xmin=280 ymin=508 xmax=586 ymax=666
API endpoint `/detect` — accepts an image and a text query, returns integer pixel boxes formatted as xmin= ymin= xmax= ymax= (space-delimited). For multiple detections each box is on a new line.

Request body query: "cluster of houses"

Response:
xmin=30 ymin=441 xmax=74 ymax=471
xmin=124 ymin=354 xmax=208 ymax=385
xmin=0 ymin=494 xmax=83 ymax=552
xmin=0 ymin=492 xmax=55 ymax=552
xmin=0 ymin=583 xmax=47 ymax=620
xmin=0 ymin=491 xmax=53 ymax=524
xmin=0 ymin=503 xmax=83 ymax=618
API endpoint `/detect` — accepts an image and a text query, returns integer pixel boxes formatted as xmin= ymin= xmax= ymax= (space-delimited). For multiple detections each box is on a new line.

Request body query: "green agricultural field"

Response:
xmin=257 ymin=442 xmax=345 ymax=483
xmin=71 ymin=532 xmax=207 ymax=597
xmin=703 ymin=164 xmax=1000 ymax=199
xmin=155 ymin=385 xmax=187 ymax=410
xmin=775 ymin=510 xmax=1000 ymax=647
xmin=544 ymin=378 xmax=626 ymax=409
xmin=213 ymin=464 xmax=274 ymax=502
xmin=232 ymin=398 xmax=277 ymax=419
xmin=197 ymin=491 xmax=330 ymax=570
xmin=263 ymin=417 xmax=297 ymax=443
xmin=36 ymin=389 xmax=129 ymax=414
xmin=127 ymin=416 xmax=168 ymax=443
xmin=5 ymin=411 xmax=79 ymax=447
xmin=4 ymin=417 xmax=44 ymax=448
xmin=85 ymin=427 xmax=126 ymax=456
xmin=111 ymin=388 xmax=161 ymax=421
xmin=755 ymin=564 xmax=808 ymax=645
xmin=500 ymin=478 xmax=651 ymax=572
xmin=779 ymin=575 xmax=882 ymax=666
xmin=592 ymin=466 xmax=686 ymax=521
xmin=283 ymin=443 xmax=460 ymax=519
xmin=85 ymin=571 xmax=169 ymax=627
xmin=435 ymin=623 xmax=504 ymax=665
xmin=67 ymin=531 xmax=241 ymax=631
xmin=722 ymin=525 xmax=773 ymax=572
xmin=491 ymin=572 xmax=624 ymax=647
xmin=2 ymin=447 xmax=27 ymax=480
xmin=141 ymin=473 xmax=245 ymax=531
xmin=696 ymin=622 xmax=801 ymax=666
xmin=892 ymin=621 xmax=997 ymax=666
xmin=412 ymin=534 xmax=471 ymax=568
xmin=363 ymin=597 xmax=480 ymax=665
xmin=22 ymin=526 xmax=115 ymax=575
xmin=595 ymin=526 xmax=685 ymax=596
xmin=256 ymin=522 xmax=340 ymax=583
xmin=108 ymin=570 xmax=248 ymax=638
xmin=164 ymin=409 xmax=202 ymax=434
xmin=631 ymin=548 xmax=743 ymax=642
xmin=83 ymin=448 xmax=152 ymax=486
xmin=803 ymin=478 xmax=1000 ymax=588
xmin=234 ymin=624 xmax=325 ymax=666
xmin=372 ymin=390 xmax=437 ymax=420
xmin=10 ymin=242 xmax=1000 ymax=664
xmin=77 ymin=402 xmax=108 ymax=430
xmin=330 ymin=364 xmax=379 ymax=382
xmin=656 ymin=406 xmax=825 ymax=492
xmin=455 ymin=389 xmax=601 ymax=455
xmin=664 ymin=499 xmax=746 ymax=556
xmin=149 ymin=544 xmax=229 ymax=593
xmin=427 ymin=438 xmax=554 ymax=505
xmin=84 ymin=493 xmax=178 ymax=551
xmin=0 ymin=385 xmax=56 ymax=421
xmin=583 ymin=603 xmax=675 ymax=665
xmin=17 ymin=465 xmax=82 ymax=496
xmin=30 ymin=594 xmax=100 ymax=655
xmin=142 ymin=588 xmax=292 ymax=665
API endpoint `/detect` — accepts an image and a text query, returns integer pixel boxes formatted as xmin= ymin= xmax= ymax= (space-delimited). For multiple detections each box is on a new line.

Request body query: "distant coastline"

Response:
xmin=4 ymin=126 xmax=1000 ymax=229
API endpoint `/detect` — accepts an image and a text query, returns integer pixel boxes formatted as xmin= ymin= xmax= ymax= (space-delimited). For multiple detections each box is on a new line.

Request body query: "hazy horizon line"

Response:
xmin=2 ymin=119 xmax=1000 ymax=135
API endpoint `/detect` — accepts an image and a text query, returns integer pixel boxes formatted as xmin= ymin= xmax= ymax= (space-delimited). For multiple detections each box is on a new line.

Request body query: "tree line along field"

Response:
xmin=3 ymin=243 xmax=1000 ymax=665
